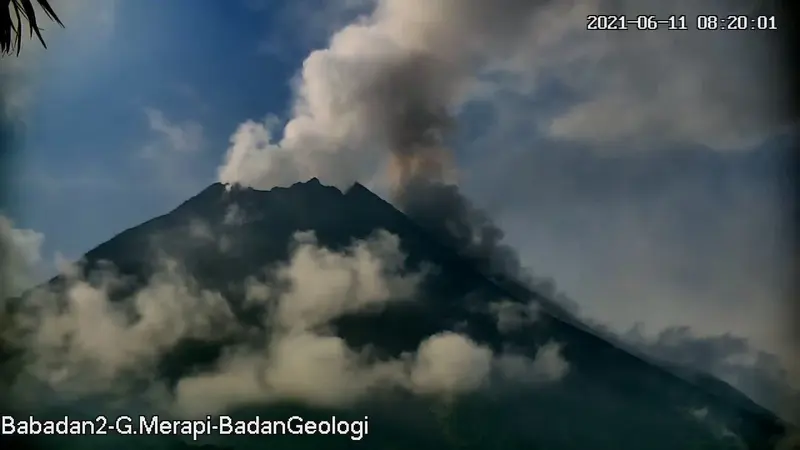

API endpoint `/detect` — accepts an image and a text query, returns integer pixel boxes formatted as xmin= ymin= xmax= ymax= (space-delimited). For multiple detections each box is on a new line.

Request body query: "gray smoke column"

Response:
xmin=219 ymin=0 xmax=552 ymax=275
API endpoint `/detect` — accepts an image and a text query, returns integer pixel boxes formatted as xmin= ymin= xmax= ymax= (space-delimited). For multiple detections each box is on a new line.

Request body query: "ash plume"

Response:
xmin=218 ymin=0 xmax=558 ymax=188
xmin=219 ymin=0 xmax=556 ymax=277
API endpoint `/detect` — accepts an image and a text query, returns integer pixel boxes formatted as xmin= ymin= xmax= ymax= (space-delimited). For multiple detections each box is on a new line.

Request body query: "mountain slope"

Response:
xmin=5 ymin=179 xmax=793 ymax=450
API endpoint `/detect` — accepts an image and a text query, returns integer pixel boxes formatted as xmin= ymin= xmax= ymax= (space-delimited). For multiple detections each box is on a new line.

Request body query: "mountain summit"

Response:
xmin=4 ymin=179 xmax=792 ymax=449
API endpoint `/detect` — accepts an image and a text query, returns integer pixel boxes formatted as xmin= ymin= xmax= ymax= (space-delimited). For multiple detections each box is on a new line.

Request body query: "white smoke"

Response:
xmin=7 ymin=229 xmax=568 ymax=418
xmin=490 ymin=299 xmax=540 ymax=334
xmin=219 ymin=0 xmax=787 ymax=191
xmin=215 ymin=0 xmax=790 ymax=304
xmin=620 ymin=324 xmax=800 ymax=424
xmin=10 ymin=259 xmax=240 ymax=399
xmin=408 ymin=332 xmax=493 ymax=395
xmin=218 ymin=0 xmax=556 ymax=190
xmin=0 ymin=214 xmax=45 ymax=299
xmin=171 ymin=230 xmax=568 ymax=416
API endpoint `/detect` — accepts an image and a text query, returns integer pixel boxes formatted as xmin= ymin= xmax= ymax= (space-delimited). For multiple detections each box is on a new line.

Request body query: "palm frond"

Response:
xmin=1 ymin=0 xmax=65 ymax=57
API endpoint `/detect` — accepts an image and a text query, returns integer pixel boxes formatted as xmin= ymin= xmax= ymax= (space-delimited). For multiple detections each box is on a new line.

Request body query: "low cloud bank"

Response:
xmin=4 ymin=229 xmax=568 ymax=418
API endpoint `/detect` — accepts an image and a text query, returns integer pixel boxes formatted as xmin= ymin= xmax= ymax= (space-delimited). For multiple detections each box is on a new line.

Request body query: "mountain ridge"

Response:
xmin=6 ymin=178 xmax=793 ymax=449
xmin=183 ymin=180 xmax=787 ymax=422
xmin=66 ymin=179 xmax=789 ymax=425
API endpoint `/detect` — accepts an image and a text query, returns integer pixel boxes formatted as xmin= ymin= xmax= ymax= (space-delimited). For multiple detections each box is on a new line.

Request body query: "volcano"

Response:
xmin=2 ymin=179 xmax=793 ymax=450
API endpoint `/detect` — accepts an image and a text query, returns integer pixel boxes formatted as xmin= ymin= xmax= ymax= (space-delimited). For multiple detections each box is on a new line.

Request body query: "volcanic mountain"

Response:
xmin=2 ymin=179 xmax=793 ymax=450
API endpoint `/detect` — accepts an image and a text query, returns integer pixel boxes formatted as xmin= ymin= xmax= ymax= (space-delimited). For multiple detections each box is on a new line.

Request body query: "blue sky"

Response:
xmin=3 ymin=0 xmax=798 ymax=414
xmin=7 ymin=0 xmax=306 ymax=262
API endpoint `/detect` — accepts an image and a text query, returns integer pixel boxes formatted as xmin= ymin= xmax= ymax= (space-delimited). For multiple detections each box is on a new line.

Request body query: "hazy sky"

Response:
xmin=3 ymin=0 xmax=797 ymax=408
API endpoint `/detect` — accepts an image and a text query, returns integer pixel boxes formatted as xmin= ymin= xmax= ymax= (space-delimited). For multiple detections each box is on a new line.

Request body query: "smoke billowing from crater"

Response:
xmin=218 ymin=0 xmax=563 ymax=281
xmin=218 ymin=0 xmax=556 ymax=188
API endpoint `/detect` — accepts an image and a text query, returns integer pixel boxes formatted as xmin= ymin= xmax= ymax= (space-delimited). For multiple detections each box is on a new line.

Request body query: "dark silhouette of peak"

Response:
xmin=13 ymin=179 xmax=793 ymax=449
xmin=345 ymin=180 xmax=371 ymax=194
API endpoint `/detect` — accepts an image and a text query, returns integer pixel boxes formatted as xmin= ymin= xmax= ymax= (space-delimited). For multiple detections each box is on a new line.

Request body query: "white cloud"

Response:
xmin=489 ymin=299 xmax=539 ymax=334
xmin=496 ymin=341 xmax=570 ymax=384
xmin=476 ymin=0 xmax=789 ymax=152
xmin=172 ymin=230 xmax=498 ymax=415
xmin=217 ymin=0 xmax=565 ymax=190
xmin=462 ymin=142 xmax=795 ymax=421
xmin=217 ymin=117 xmax=310 ymax=190
xmin=686 ymin=405 xmax=747 ymax=446
xmin=12 ymin=259 xmax=239 ymax=398
xmin=0 ymin=215 xmax=45 ymax=298
xmin=253 ymin=0 xmax=376 ymax=59
xmin=141 ymin=108 xmax=205 ymax=156
xmin=264 ymin=230 xmax=421 ymax=332
xmin=223 ymin=204 xmax=246 ymax=226
xmin=173 ymin=331 xmax=402 ymax=414
xmin=187 ymin=219 xmax=214 ymax=241
xmin=409 ymin=332 xmax=493 ymax=395
xmin=219 ymin=0 xmax=789 ymax=192
xmin=619 ymin=324 xmax=800 ymax=424
xmin=215 ymin=0 xmax=793 ymax=394
xmin=136 ymin=107 xmax=211 ymax=199
xmin=186 ymin=218 xmax=234 ymax=253
xmin=8 ymin=229 xmax=568 ymax=418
